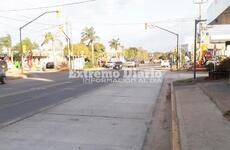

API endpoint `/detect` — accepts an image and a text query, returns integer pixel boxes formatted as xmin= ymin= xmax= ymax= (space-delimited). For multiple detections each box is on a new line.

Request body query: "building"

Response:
xmin=207 ymin=0 xmax=230 ymax=25
xmin=207 ymin=0 xmax=230 ymax=57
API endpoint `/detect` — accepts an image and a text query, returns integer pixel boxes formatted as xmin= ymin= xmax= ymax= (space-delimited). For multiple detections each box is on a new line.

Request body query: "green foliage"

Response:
xmin=84 ymin=62 xmax=93 ymax=69
xmin=109 ymin=38 xmax=120 ymax=50
xmin=94 ymin=42 xmax=106 ymax=53
xmin=13 ymin=37 xmax=39 ymax=54
xmin=42 ymin=32 xmax=54 ymax=46
xmin=0 ymin=34 xmax=12 ymax=54
xmin=123 ymin=47 xmax=149 ymax=61
xmin=94 ymin=42 xmax=106 ymax=61
xmin=64 ymin=43 xmax=89 ymax=56
xmin=81 ymin=26 xmax=99 ymax=46
xmin=123 ymin=47 xmax=138 ymax=60
xmin=0 ymin=34 xmax=12 ymax=49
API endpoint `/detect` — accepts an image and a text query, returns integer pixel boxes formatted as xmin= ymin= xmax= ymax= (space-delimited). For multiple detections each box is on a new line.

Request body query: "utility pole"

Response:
xmin=91 ymin=40 xmax=94 ymax=68
xmin=193 ymin=19 xmax=206 ymax=79
xmin=193 ymin=0 xmax=208 ymax=47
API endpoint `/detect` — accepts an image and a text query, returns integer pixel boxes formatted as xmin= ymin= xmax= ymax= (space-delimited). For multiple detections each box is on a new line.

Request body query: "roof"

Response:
xmin=207 ymin=0 xmax=230 ymax=25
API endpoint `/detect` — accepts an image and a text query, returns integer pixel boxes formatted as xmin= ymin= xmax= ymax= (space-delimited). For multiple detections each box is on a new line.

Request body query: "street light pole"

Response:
xmin=19 ymin=10 xmax=59 ymax=74
xmin=61 ymin=30 xmax=72 ymax=71
xmin=193 ymin=19 xmax=206 ymax=79
xmin=145 ymin=23 xmax=179 ymax=69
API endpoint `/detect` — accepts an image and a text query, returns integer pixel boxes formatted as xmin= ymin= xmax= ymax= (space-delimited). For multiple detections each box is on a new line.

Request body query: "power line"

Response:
xmin=0 ymin=15 xmax=57 ymax=26
xmin=0 ymin=0 xmax=96 ymax=12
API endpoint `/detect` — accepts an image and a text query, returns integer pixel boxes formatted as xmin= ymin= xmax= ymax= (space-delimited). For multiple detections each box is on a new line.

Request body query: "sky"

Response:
xmin=0 ymin=0 xmax=229 ymax=52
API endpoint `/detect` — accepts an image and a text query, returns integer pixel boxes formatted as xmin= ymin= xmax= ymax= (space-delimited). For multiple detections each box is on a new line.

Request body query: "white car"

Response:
xmin=161 ymin=60 xmax=170 ymax=67
xmin=105 ymin=61 xmax=115 ymax=68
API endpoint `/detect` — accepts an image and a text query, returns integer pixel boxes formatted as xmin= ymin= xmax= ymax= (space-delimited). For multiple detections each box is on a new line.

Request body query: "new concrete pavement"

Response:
xmin=0 ymin=64 xmax=165 ymax=150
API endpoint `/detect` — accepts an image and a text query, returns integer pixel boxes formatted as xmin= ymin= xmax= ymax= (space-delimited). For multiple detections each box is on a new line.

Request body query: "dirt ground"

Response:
xmin=142 ymin=80 xmax=171 ymax=150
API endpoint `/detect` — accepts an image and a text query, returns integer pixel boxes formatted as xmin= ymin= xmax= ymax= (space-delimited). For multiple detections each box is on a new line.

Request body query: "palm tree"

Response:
xmin=41 ymin=32 xmax=54 ymax=46
xmin=0 ymin=34 xmax=12 ymax=61
xmin=81 ymin=27 xmax=99 ymax=67
xmin=42 ymin=32 xmax=56 ymax=67
xmin=81 ymin=27 xmax=99 ymax=46
xmin=109 ymin=38 xmax=121 ymax=58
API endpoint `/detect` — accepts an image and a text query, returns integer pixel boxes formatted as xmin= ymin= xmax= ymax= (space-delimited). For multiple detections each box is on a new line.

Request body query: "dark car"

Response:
xmin=46 ymin=62 xmax=55 ymax=69
xmin=113 ymin=61 xmax=123 ymax=70
xmin=0 ymin=67 xmax=6 ymax=84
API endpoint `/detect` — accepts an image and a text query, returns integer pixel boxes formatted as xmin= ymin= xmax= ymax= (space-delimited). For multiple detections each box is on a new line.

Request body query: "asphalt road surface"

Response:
xmin=0 ymin=64 xmax=170 ymax=150
xmin=0 ymin=71 xmax=110 ymax=126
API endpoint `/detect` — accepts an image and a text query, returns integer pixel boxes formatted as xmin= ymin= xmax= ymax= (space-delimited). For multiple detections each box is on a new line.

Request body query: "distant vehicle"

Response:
xmin=113 ymin=61 xmax=123 ymax=70
xmin=161 ymin=60 xmax=170 ymax=67
xmin=124 ymin=61 xmax=137 ymax=68
xmin=140 ymin=60 xmax=145 ymax=64
xmin=0 ymin=66 xmax=6 ymax=84
xmin=46 ymin=62 xmax=55 ymax=69
xmin=104 ymin=61 xmax=115 ymax=68
xmin=153 ymin=59 xmax=161 ymax=64
xmin=0 ymin=60 xmax=8 ymax=72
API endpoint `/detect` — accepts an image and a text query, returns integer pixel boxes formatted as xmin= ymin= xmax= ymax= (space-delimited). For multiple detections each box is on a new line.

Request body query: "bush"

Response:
xmin=205 ymin=63 xmax=215 ymax=72
xmin=84 ymin=62 xmax=93 ymax=69
xmin=216 ymin=58 xmax=230 ymax=71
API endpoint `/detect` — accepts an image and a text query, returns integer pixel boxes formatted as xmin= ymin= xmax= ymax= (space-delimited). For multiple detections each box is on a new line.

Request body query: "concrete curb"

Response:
xmin=7 ymin=74 xmax=28 ymax=80
xmin=171 ymin=82 xmax=181 ymax=150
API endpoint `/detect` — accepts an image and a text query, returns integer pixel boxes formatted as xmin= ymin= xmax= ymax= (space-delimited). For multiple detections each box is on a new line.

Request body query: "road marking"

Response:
xmin=25 ymin=78 xmax=54 ymax=82
xmin=0 ymin=81 xmax=72 ymax=98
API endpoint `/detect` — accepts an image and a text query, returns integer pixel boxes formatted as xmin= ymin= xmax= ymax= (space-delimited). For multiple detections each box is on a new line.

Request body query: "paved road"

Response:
xmin=0 ymin=64 xmax=166 ymax=150
xmin=0 ymin=71 xmax=109 ymax=126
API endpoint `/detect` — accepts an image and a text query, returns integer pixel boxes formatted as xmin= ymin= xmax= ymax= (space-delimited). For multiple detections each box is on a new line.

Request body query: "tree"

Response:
xmin=0 ymin=34 xmax=12 ymax=60
xmin=81 ymin=27 xmax=99 ymax=46
xmin=64 ymin=43 xmax=89 ymax=57
xmin=13 ymin=37 xmax=38 ymax=54
xmin=123 ymin=47 xmax=150 ymax=61
xmin=41 ymin=32 xmax=54 ymax=46
xmin=123 ymin=47 xmax=138 ymax=60
xmin=80 ymin=26 xmax=99 ymax=67
xmin=109 ymin=38 xmax=121 ymax=58
xmin=109 ymin=38 xmax=120 ymax=51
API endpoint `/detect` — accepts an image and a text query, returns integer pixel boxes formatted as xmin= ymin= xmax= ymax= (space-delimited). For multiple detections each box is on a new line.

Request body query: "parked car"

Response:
xmin=0 ymin=66 xmax=6 ymax=84
xmin=104 ymin=61 xmax=115 ymax=68
xmin=161 ymin=60 xmax=170 ymax=67
xmin=46 ymin=62 xmax=55 ymax=69
xmin=113 ymin=61 xmax=123 ymax=70
xmin=124 ymin=61 xmax=139 ymax=68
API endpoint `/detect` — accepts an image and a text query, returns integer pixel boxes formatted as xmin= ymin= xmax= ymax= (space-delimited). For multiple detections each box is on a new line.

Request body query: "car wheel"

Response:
xmin=1 ymin=77 xmax=6 ymax=84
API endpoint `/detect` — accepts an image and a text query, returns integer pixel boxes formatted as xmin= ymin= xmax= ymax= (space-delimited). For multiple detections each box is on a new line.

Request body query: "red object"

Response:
xmin=205 ymin=51 xmax=213 ymax=59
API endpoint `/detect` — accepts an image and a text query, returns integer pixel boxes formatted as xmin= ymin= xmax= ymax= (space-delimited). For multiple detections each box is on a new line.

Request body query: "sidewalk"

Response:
xmin=199 ymin=81 xmax=230 ymax=117
xmin=174 ymin=81 xmax=230 ymax=150
xmin=0 ymin=78 xmax=162 ymax=149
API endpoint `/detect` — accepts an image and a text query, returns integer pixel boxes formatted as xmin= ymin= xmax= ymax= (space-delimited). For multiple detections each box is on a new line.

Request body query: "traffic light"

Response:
xmin=59 ymin=25 xmax=64 ymax=32
xmin=56 ymin=10 xmax=61 ymax=18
